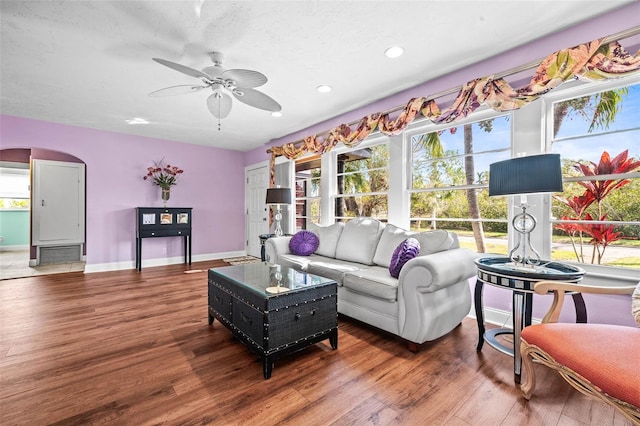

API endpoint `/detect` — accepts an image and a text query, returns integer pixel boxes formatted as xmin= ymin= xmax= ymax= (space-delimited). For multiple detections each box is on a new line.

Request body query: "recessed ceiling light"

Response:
xmin=316 ymin=85 xmax=332 ymax=93
xmin=271 ymin=112 xmax=282 ymax=118
xmin=126 ymin=117 xmax=149 ymax=125
xmin=384 ymin=46 xmax=404 ymax=58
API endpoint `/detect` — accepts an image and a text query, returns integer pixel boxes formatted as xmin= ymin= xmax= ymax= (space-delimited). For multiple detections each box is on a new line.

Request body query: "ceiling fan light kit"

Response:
xmin=150 ymin=52 xmax=281 ymax=130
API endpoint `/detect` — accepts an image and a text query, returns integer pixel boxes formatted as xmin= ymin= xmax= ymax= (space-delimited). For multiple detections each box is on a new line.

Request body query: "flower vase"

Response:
xmin=161 ymin=187 xmax=170 ymax=207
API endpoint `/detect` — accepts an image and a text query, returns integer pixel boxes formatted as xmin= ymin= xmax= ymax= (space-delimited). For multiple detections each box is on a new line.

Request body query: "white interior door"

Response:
xmin=32 ymin=159 xmax=85 ymax=246
xmin=245 ymin=165 xmax=270 ymax=258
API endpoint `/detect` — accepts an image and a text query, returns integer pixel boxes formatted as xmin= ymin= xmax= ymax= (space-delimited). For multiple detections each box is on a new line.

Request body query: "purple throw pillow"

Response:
xmin=289 ymin=230 xmax=320 ymax=256
xmin=389 ymin=238 xmax=421 ymax=278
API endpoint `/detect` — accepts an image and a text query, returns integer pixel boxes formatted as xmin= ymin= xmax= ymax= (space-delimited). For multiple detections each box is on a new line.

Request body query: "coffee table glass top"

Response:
xmin=211 ymin=262 xmax=335 ymax=296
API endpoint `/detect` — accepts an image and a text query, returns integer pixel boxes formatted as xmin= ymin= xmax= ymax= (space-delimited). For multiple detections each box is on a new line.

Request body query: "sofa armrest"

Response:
xmin=397 ymin=248 xmax=478 ymax=343
xmin=399 ymin=248 xmax=479 ymax=293
xmin=264 ymin=236 xmax=293 ymax=264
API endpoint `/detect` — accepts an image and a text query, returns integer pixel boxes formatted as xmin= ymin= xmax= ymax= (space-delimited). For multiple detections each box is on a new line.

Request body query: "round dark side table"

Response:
xmin=474 ymin=257 xmax=586 ymax=384
xmin=259 ymin=234 xmax=276 ymax=262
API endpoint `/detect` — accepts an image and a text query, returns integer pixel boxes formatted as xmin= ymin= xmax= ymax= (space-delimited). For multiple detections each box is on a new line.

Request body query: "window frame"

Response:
xmin=0 ymin=166 xmax=31 ymax=210
xmin=294 ymin=155 xmax=322 ymax=230
xmin=541 ymin=74 xmax=640 ymax=277
xmin=404 ymin=108 xmax=512 ymax=234
xmin=332 ymin=135 xmax=390 ymax=222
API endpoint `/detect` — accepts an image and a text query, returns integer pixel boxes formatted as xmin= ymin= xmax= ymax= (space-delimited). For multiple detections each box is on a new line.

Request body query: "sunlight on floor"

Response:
xmin=0 ymin=249 xmax=85 ymax=280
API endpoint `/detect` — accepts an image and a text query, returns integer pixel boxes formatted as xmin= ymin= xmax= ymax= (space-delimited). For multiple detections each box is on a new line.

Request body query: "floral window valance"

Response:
xmin=268 ymin=35 xmax=640 ymax=185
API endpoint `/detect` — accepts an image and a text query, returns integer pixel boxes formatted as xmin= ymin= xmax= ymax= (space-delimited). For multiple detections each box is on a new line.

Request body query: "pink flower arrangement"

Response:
xmin=143 ymin=159 xmax=184 ymax=189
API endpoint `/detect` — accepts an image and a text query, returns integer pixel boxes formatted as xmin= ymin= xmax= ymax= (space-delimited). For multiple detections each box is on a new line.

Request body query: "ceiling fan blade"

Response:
xmin=152 ymin=58 xmax=212 ymax=80
xmin=149 ymin=84 xmax=209 ymax=97
xmin=224 ymin=69 xmax=268 ymax=88
xmin=207 ymin=92 xmax=233 ymax=119
xmin=233 ymin=88 xmax=282 ymax=112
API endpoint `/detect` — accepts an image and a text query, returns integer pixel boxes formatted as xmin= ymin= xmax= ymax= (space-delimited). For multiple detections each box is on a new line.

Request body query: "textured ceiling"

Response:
xmin=0 ymin=1 xmax=635 ymax=152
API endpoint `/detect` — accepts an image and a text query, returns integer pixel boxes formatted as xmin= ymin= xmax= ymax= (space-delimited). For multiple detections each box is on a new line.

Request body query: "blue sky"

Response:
xmin=552 ymin=82 xmax=639 ymax=164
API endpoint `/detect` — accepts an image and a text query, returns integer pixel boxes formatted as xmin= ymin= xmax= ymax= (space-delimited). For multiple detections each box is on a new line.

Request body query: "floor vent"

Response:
xmin=40 ymin=245 xmax=81 ymax=264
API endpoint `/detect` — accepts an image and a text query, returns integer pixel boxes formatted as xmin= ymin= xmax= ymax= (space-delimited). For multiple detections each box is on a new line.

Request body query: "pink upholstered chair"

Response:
xmin=520 ymin=281 xmax=640 ymax=425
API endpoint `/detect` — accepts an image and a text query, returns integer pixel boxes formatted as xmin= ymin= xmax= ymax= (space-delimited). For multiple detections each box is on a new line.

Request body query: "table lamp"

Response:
xmin=489 ymin=153 xmax=563 ymax=269
xmin=266 ymin=186 xmax=291 ymax=237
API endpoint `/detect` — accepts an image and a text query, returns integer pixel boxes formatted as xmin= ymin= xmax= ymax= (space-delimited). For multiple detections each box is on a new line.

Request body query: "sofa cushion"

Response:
xmin=373 ymin=224 xmax=415 ymax=268
xmin=335 ymin=217 xmax=384 ymax=265
xmin=413 ymin=229 xmax=455 ymax=256
xmin=389 ymin=238 xmax=420 ymax=278
xmin=277 ymin=253 xmax=313 ymax=272
xmin=278 ymin=254 xmax=366 ymax=286
xmin=308 ymin=222 xmax=344 ymax=258
xmin=289 ymin=230 xmax=319 ymax=256
xmin=306 ymin=258 xmax=368 ymax=286
xmin=343 ymin=267 xmax=399 ymax=302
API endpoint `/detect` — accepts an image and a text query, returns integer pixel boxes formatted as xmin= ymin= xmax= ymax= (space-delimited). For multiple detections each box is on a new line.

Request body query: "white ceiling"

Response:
xmin=0 ymin=1 xmax=635 ymax=152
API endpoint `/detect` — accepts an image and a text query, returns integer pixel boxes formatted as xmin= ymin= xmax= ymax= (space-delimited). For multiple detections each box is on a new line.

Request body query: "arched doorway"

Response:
xmin=0 ymin=148 xmax=86 ymax=279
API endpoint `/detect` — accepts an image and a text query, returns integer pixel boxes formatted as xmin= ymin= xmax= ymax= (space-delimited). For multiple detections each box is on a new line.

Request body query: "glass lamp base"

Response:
xmin=274 ymin=210 xmax=283 ymax=237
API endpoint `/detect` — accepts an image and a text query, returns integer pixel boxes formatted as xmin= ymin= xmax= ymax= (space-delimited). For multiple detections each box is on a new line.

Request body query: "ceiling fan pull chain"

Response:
xmin=218 ymin=95 xmax=222 ymax=131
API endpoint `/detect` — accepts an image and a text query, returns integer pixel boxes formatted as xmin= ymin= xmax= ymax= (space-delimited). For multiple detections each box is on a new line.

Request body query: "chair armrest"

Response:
xmin=533 ymin=281 xmax=636 ymax=296
xmin=264 ymin=236 xmax=293 ymax=264
xmin=533 ymin=280 xmax=637 ymax=323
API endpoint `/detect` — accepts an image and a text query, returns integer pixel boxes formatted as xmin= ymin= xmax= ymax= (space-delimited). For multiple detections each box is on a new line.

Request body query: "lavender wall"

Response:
xmin=0 ymin=115 xmax=246 ymax=269
xmin=244 ymin=3 xmax=640 ymax=327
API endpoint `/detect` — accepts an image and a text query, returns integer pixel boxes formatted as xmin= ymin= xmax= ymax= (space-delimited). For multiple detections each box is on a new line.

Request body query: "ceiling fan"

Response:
xmin=149 ymin=52 xmax=281 ymax=125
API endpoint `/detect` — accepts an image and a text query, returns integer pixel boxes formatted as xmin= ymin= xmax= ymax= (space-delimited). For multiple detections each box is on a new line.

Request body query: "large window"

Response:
xmin=548 ymin=81 xmax=640 ymax=269
xmin=294 ymin=156 xmax=321 ymax=230
xmin=288 ymin=75 xmax=638 ymax=276
xmin=335 ymin=142 xmax=389 ymax=222
xmin=409 ymin=114 xmax=511 ymax=253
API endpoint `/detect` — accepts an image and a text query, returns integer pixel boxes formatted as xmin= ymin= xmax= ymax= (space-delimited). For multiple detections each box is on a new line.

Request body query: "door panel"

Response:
xmin=246 ymin=166 xmax=269 ymax=258
xmin=32 ymin=160 xmax=85 ymax=245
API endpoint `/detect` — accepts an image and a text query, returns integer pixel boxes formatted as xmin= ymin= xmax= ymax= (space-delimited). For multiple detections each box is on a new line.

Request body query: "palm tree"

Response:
xmin=553 ymin=88 xmax=628 ymax=137
xmin=464 ymin=123 xmax=486 ymax=253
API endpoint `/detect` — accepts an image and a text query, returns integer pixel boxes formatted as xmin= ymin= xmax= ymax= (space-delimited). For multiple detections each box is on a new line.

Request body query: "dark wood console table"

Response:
xmin=474 ymin=257 xmax=586 ymax=383
xmin=135 ymin=207 xmax=192 ymax=271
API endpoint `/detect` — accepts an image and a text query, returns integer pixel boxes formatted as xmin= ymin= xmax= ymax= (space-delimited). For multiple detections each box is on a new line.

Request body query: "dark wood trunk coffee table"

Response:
xmin=208 ymin=262 xmax=337 ymax=379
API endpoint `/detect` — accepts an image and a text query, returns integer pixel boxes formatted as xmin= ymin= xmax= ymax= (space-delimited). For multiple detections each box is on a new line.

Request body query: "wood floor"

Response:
xmin=0 ymin=260 xmax=633 ymax=426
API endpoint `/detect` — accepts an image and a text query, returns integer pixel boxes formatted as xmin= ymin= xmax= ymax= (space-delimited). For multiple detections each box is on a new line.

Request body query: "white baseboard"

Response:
xmin=84 ymin=250 xmax=246 ymax=273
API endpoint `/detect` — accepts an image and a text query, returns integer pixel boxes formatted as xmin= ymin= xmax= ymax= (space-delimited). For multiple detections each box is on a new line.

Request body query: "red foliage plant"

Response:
xmin=553 ymin=150 xmax=640 ymax=264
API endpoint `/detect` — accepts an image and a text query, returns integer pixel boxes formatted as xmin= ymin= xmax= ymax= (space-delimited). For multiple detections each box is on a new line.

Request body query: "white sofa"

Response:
xmin=264 ymin=217 xmax=478 ymax=351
